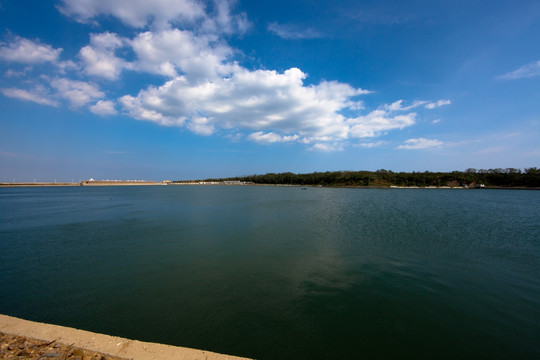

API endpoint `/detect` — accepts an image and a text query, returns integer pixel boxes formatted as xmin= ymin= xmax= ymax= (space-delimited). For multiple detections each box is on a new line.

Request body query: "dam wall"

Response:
xmin=80 ymin=180 xmax=161 ymax=186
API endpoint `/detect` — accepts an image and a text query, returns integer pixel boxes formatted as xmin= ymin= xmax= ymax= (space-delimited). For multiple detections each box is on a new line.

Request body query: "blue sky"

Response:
xmin=0 ymin=0 xmax=539 ymax=181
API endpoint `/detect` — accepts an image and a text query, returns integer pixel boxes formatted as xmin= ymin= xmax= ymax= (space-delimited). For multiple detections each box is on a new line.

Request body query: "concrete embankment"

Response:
xmin=0 ymin=314 xmax=251 ymax=360
xmin=0 ymin=182 xmax=80 ymax=187
xmin=0 ymin=181 xmax=164 ymax=187
xmin=80 ymin=181 xmax=161 ymax=186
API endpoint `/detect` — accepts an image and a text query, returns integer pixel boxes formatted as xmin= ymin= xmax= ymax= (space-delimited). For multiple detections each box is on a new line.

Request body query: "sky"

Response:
xmin=0 ymin=0 xmax=539 ymax=181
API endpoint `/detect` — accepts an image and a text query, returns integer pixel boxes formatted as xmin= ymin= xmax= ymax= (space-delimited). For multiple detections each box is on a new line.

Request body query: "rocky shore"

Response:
xmin=0 ymin=332 xmax=126 ymax=360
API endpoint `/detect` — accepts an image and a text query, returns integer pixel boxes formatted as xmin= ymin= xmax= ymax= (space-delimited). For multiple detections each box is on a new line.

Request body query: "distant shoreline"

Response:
xmin=0 ymin=182 xmax=80 ymax=187
xmin=1 ymin=182 xmax=539 ymax=190
xmin=0 ymin=181 xmax=163 ymax=187
xmin=168 ymin=181 xmax=540 ymax=190
xmin=191 ymin=168 xmax=540 ymax=189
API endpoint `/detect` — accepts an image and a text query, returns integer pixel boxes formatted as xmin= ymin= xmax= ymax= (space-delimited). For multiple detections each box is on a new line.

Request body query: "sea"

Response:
xmin=1 ymin=185 xmax=539 ymax=359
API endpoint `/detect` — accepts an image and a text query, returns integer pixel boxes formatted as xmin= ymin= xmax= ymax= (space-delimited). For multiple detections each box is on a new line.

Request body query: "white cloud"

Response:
xmin=268 ymin=22 xmax=322 ymax=39
xmin=187 ymin=116 xmax=215 ymax=135
xmin=0 ymin=1 xmax=442 ymax=152
xmin=90 ymin=100 xmax=117 ymax=116
xmin=0 ymin=86 xmax=59 ymax=106
xmin=425 ymin=99 xmax=451 ymax=109
xmin=0 ymin=36 xmax=62 ymax=64
xmin=57 ymin=0 xmax=206 ymax=29
xmin=201 ymin=0 xmax=251 ymax=35
xmin=5 ymin=67 xmax=32 ymax=77
xmin=50 ymin=78 xmax=104 ymax=108
xmin=58 ymin=0 xmax=249 ymax=34
xmin=383 ymin=98 xmax=451 ymax=112
xmin=497 ymin=60 xmax=540 ymax=80
xmin=356 ymin=140 xmax=386 ymax=148
xmin=130 ymin=29 xmax=234 ymax=80
xmin=308 ymin=143 xmax=344 ymax=152
xmin=431 ymin=119 xmax=441 ymax=124
xmin=397 ymin=137 xmax=444 ymax=149
xmin=79 ymin=32 xmax=131 ymax=80
xmin=348 ymin=110 xmax=416 ymax=138
xmin=119 ymin=93 xmax=183 ymax=126
xmin=119 ymin=67 xmax=372 ymax=142
xmin=248 ymin=131 xmax=299 ymax=144
xmin=0 ymin=36 xmax=76 ymax=74
xmin=384 ymin=99 xmax=427 ymax=111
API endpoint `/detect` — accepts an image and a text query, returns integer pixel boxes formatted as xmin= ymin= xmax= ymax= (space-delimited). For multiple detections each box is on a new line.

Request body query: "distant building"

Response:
xmin=223 ymin=180 xmax=245 ymax=185
xmin=80 ymin=180 xmax=159 ymax=186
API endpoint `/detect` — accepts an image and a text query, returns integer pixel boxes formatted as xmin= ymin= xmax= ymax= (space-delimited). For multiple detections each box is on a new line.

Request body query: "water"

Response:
xmin=1 ymin=186 xmax=539 ymax=359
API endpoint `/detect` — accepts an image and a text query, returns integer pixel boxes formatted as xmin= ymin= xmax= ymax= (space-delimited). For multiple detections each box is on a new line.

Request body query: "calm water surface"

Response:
xmin=1 ymin=186 xmax=539 ymax=359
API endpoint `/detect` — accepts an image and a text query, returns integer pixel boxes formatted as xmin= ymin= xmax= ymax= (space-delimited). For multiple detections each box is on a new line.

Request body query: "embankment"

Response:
xmin=0 ymin=314 xmax=251 ymax=360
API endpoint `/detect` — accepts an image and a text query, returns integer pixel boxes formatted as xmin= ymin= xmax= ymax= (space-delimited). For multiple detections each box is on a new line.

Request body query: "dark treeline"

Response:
xmin=193 ymin=168 xmax=540 ymax=188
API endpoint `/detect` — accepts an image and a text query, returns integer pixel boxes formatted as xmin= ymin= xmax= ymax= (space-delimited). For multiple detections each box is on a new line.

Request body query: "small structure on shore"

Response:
xmin=80 ymin=179 xmax=160 ymax=186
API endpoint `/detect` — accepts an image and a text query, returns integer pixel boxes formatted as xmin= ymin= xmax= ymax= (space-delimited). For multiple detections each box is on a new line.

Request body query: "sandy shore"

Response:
xmin=0 ymin=315 xmax=251 ymax=360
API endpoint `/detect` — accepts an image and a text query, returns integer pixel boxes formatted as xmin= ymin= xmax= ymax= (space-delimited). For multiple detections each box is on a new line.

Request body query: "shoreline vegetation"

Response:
xmin=2 ymin=168 xmax=539 ymax=189
xmin=176 ymin=167 xmax=540 ymax=189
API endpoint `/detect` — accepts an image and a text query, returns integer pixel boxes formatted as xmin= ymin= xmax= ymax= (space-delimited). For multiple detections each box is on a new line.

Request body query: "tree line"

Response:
xmin=178 ymin=168 xmax=540 ymax=188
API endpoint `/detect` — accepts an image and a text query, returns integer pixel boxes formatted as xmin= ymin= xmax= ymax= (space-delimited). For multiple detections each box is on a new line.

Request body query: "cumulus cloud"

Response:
xmin=118 ymin=93 xmax=178 ymax=126
xmin=187 ymin=116 xmax=215 ymax=135
xmin=425 ymin=99 xmax=451 ymax=109
xmin=90 ymin=100 xmax=117 ymax=116
xmin=0 ymin=86 xmax=59 ymax=106
xmin=79 ymin=32 xmax=131 ymax=80
xmin=130 ymin=29 xmax=234 ymax=80
xmin=58 ymin=0 xmax=249 ymax=34
xmin=0 ymin=0 xmax=445 ymax=152
xmin=119 ymin=67 xmax=372 ymax=141
xmin=0 ymin=36 xmax=62 ymax=64
xmin=50 ymin=78 xmax=104 ymax=108
xmin=268 ymin=22 xmax=322 ymax=39
xmin=497 ymin=60 xmax=540 ymax=80
xmin=397 ymin=137 xmax=443 ymax=149
xmin=57 ymin=0 xmax=206 ymax=29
